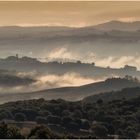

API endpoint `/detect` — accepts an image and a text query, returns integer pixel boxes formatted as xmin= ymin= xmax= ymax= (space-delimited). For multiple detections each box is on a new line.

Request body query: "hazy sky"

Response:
xmin=0 ymin=1 xmax=140 ymax=27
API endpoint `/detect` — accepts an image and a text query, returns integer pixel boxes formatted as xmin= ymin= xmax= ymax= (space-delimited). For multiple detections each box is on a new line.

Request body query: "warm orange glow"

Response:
xmin=0 ymin=1 xmax=139 ymax=27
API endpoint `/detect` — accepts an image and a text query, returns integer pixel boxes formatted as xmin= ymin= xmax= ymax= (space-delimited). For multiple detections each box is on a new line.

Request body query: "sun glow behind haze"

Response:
xmin=0 ymin=1 xmax=140 ymax=27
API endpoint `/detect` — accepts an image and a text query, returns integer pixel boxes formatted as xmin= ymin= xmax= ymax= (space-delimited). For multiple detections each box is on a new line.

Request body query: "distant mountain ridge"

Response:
xmin=0 ymin=21 xmax=140 ymax=38
xmin=93 ymin=20 xmax=140 ymax=31
xmin=1 ymin=20 xmax=140 ymax=31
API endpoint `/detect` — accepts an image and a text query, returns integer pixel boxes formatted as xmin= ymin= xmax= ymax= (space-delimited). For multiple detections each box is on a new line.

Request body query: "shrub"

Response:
xmin=46 ymin=115 xmax=61 ymax=124
xmin=14 ymin=113 xmax=26 ymax=122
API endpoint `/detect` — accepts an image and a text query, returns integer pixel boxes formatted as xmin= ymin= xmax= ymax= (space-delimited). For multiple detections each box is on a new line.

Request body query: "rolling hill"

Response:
xmin=0 ymin=77 xmax=140 ymax=104
xmin=83 ymin=87 xmax=140 ymax=103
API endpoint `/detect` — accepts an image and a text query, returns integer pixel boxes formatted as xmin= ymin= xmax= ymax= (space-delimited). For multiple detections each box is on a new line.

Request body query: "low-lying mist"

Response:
xmin=46 ymin=47 xmax=140 ymax=69
xmin=0 ymin=71 xmax=106 ymax=94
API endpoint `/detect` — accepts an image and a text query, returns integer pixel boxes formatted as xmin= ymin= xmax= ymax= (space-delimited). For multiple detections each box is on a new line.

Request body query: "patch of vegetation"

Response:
xmin=1 ymin=90 xmax=140 ymax=138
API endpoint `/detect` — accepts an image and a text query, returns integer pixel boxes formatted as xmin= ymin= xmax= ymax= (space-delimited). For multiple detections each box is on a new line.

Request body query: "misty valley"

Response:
xmin=0 ymin=55 xmax=140 ymax=103
xmin=1 ymin=19 xmax=140 ymax=139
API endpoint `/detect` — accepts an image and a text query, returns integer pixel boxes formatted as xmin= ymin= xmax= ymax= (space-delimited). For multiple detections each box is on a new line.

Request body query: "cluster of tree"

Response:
xmin=84 ymin=86 xmax=140 ymax=103
xmin=0 ymin=122 xmax=23 ymax=138
xmin=0 ymin=122 xmax=60 ymax=139
xmin=1 ymin=93 xmax=140 ymax=138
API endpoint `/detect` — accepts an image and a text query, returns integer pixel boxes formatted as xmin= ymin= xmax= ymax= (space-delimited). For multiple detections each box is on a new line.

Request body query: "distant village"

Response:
xmin=0 ymin=54 xmax=137 ymax=72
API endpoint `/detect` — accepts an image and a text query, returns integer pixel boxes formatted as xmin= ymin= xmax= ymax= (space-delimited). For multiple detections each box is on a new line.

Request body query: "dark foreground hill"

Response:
xmin=1 ymin=90 xmax=140 ymax=138
xmin=0 ymin=77 xmax=140 ymax=104
xmin=83 ymin=87 xmax=140 ymax=103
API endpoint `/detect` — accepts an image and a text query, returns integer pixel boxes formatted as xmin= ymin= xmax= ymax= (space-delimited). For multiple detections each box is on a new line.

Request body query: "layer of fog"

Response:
xmin=46 ymin=47 xmax=140 ymax=69
xmin=0 ymin=71 xmax=106 ymax=94
xmin=0 ymin=29 xmax=140 ymax=70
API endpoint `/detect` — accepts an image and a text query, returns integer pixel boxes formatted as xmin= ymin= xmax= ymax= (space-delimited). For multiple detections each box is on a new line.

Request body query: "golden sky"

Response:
xmin=0 ymin=1 xmax=140 ymax=26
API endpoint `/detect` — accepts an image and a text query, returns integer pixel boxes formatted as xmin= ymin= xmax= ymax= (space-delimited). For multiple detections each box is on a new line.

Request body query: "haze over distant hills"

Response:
xmin=0 ymin=20 xmax=140 ymax=69
xmin=0 ymin=56 xmax=140 ymax=98
xmin=0 ymin=55 xmax=140 ymax=79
